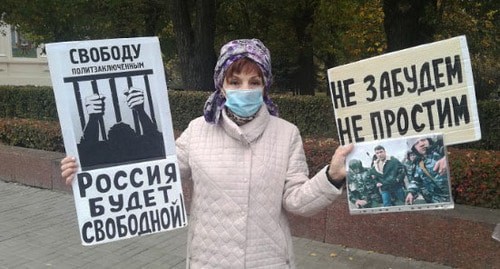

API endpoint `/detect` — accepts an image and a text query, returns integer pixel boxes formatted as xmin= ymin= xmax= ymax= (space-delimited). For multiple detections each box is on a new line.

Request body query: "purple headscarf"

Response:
xmin=203 ymin=39 xmax=279 ymax=124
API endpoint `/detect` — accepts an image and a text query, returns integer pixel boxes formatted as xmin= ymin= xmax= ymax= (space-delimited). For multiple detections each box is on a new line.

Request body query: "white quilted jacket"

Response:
xmin=176 ymin=106 xmax=342 ymax=269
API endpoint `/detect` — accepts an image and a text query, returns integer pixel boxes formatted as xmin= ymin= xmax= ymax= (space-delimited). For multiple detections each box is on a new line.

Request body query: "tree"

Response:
xmin=170 ymin=0 xmax=217 ymax=91
xmin=2 ymin=0 xmax=92 ymax=44
xmin=1 ymin=0 xmax=496 ymax=97
xmin=382 ymin=0 xmax=437 ymax=52
xmin=313 ymin=0 xmax=386 ymax=92
xmin=216 ymin=0 xmax=317 ymax=94
xmin=0 ymin=0 xmax=170 ymax=43
xmin=433 ymin=0 xmax=499 ymax=100
xmin=289 ymin=0 xmax=317 ymax=95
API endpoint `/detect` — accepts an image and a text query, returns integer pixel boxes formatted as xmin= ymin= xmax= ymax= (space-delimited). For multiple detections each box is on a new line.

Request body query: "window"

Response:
xmin=11 ymin=26 xmax=37 ymax=58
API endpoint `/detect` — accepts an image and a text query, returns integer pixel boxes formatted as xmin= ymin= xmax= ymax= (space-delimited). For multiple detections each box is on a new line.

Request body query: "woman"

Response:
xmin=61 ymin=38 xmax=353 ymax=268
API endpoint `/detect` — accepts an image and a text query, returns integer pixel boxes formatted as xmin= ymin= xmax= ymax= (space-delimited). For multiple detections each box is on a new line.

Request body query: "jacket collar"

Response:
xmin=220 ymin=105 xmax=270 ymax=145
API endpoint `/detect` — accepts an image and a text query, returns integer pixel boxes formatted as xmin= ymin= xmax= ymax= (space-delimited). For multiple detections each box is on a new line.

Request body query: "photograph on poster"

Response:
xmin=346 ymin=133 xmax=454 ymax=214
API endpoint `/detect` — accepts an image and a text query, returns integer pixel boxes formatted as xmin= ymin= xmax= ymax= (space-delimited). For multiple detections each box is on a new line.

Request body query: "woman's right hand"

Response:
xmin=61 ymin=156 xmax=78 ymax=186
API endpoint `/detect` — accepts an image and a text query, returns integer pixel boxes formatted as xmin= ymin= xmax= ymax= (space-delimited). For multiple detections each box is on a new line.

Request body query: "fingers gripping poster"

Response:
xmin=328 ymin=36 xmax=481 ymax=214
xmin=47 ymin=37 xmax=187 ymax=245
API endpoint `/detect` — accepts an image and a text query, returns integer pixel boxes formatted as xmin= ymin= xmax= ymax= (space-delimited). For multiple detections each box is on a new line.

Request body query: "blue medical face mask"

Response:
xmin=224 ymin=88 xmax=264 ymax=117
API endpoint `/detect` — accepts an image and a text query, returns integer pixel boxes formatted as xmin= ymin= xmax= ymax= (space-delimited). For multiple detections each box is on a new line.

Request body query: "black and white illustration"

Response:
xmin=346 ymin=134 xmax=454 ymax=214
xmin=47 ymin=37 xmax=186 ymax=245
xmin=67 ymin=70 xmax=165 ymax=170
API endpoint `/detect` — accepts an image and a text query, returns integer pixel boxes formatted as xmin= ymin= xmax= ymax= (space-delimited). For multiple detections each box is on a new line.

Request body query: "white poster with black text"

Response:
xmin=47 ymin=37 xmax=187 ymax=245
xmin=328 ymin=36 xmax=480 ymax=214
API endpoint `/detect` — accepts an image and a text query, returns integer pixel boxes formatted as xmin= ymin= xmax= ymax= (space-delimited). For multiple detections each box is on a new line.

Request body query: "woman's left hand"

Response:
xmin=327 ymin=144 xmax=354 ymax=182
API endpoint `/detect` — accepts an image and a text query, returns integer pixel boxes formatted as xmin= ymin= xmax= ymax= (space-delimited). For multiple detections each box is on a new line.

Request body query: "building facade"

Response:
xmin=0 ymin=24 xmax=51 ymax=86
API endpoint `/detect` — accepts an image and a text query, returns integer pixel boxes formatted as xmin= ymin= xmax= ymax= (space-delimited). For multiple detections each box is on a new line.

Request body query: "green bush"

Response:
xmin=0 ymin=87 xmax=498 ymax=208
xmin=168 ymin=90 xmax=209 ymax=131
xmin=166 ymin=90 xmax=337 ymax=137
xmin=449 ymin=148 xmax=500 ymax=209
xmin=0 ymin=86 xmax=58 ymax=120
xmin=273 ymin=94 xmax=336 ymax=138
xmin=0 ymin=86 xmax=498 ymax=150
xmin=0 ymin=118 xmax=498 ymax=209
xmin=0 ymin=118 xmax=64 ymax=152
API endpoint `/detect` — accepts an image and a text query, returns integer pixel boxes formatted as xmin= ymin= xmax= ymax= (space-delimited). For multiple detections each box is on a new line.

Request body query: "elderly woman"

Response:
xmin=61 ymin=38 xmax=352 ymax=268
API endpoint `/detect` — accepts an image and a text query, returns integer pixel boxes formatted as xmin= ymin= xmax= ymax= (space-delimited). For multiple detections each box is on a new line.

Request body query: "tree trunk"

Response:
xmin=383 ymin=0 xmax=437 ymax=52
xmin=143 ymin=1 xmax=169 ymax=36
xmin=324 ymin=54 xmax=338 ymax=97
xmin=294 ymin=43 xmax=315 ymax=95
xmin=292 ymin=1 xmax=316 ymax=96
xmin=170 ymin=0 xmax=216 ymax=90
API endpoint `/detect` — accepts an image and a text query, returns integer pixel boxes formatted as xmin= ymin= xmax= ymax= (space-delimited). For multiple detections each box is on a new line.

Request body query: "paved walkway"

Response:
xmin=0 ymin=180 xmax=453 ymax=269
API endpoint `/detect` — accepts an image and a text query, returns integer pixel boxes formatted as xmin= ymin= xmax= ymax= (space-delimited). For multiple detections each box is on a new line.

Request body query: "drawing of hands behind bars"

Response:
xmin=125 ymin=86 xmax=144 ymax=110
xmin=78 ymin=86 xmax=164 ymax=169
xmin=81 ymin=94 xmax=106 ymax=143
xmin=81 ymin=87 xmax=156 ymax=144
xmin=85 ymin=94 xmax=106 ymax=115
xmin=124 ymin=87 xmax=157 ymax=135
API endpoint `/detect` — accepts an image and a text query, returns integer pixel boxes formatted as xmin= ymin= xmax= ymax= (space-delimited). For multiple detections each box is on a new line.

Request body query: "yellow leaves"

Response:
xmin=486 ymin=10 xmax=498 ymax=20
xmin=310 ymin=250 xmax=358 ymax=260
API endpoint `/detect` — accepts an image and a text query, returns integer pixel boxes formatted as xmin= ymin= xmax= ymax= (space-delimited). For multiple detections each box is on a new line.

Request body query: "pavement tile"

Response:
xmin=0 ymin=180 xmax=454 ymax=269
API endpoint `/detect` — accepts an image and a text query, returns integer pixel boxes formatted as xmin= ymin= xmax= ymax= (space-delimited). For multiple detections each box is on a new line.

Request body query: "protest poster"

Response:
xmin=346 ymin=133 xmax=454 ymax=214
xmin=327 ymin=36 xmax=479 ymax=214
xmin=327 ymin=36 xmax=481 ymax=146
xmin=46 ymin=37 xmax=187 ymax=245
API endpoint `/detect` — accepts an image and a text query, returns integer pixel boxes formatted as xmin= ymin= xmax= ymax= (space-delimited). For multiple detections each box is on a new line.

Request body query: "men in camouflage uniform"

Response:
xmin=347 ymin=159 xmax=381 ymax=208
xmin=405 ymin=136 xmax=451 ymax=204
xmin=403 ymin=151 xmax=417 ymax=183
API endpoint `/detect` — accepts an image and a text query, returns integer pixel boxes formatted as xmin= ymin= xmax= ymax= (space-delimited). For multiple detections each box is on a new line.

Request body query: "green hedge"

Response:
xmin=0 ymin=86 xmax=58 ymax=120
xmin=168 ymin=91 xmax=337 ymax=137
xmin=0 ymin=118 xmax=64 ymax=152
xmin=1 ymin=118 xmax=497 ymax=209
xmin=448 ymin=148 xmax=500 ymax=209
xmin=0 ymin=86 xmax=498 ymax=208
xmin=0 ymin=85 xmax=498 ymax=150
